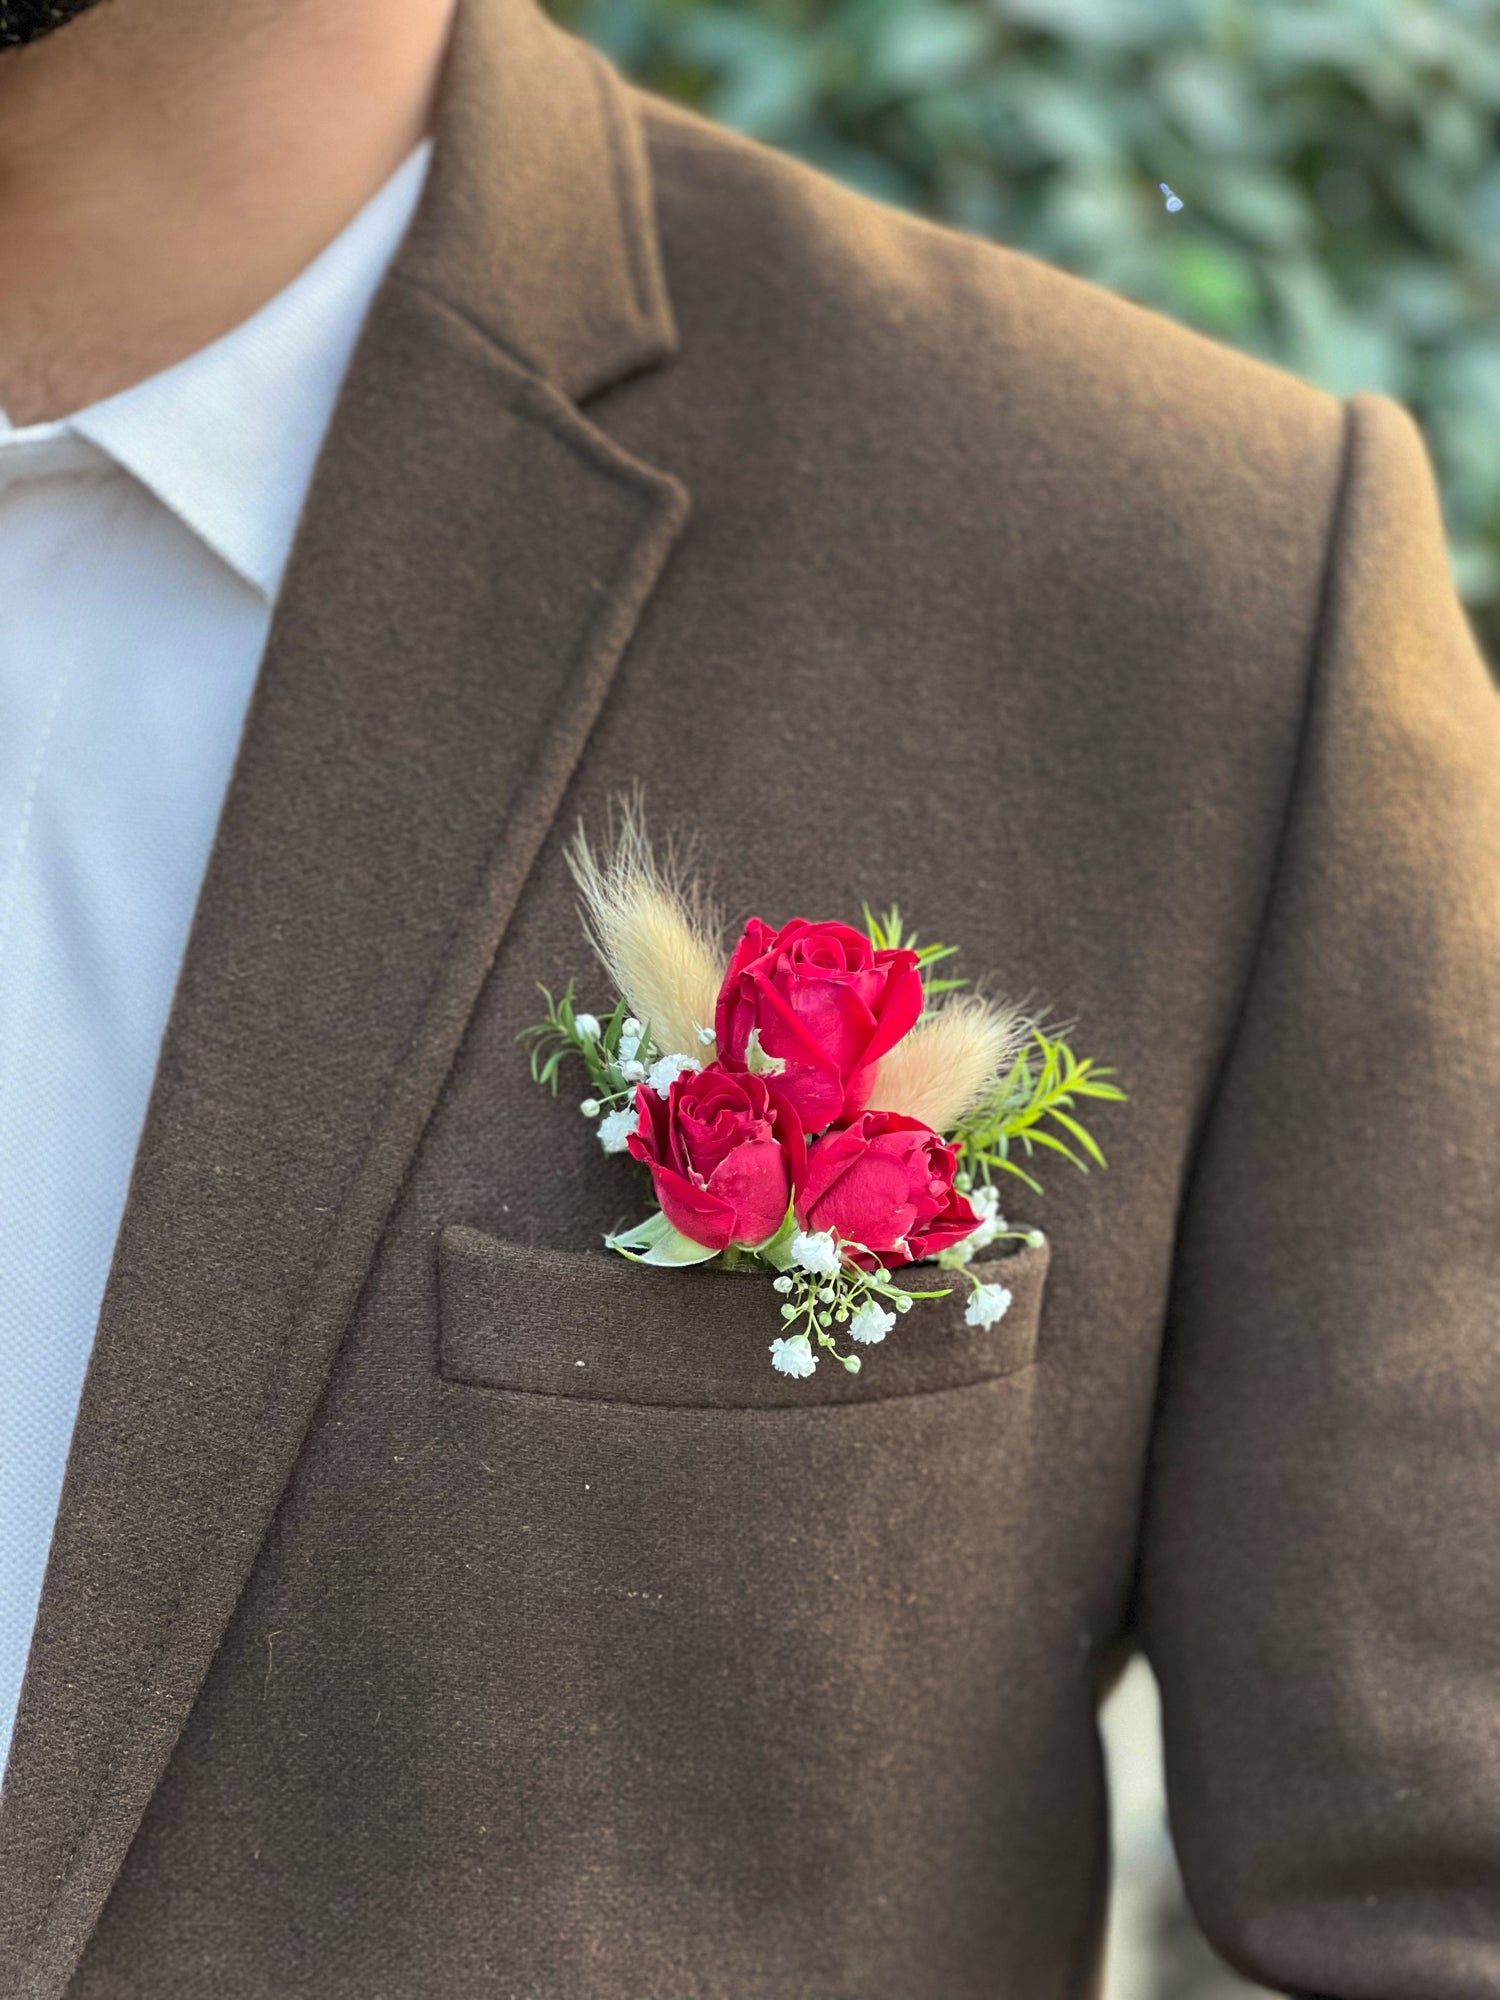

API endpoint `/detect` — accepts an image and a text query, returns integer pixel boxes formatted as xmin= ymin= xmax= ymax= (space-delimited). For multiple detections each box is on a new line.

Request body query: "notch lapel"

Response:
xmin=0 ymin=1 xmax=690 ymax=1990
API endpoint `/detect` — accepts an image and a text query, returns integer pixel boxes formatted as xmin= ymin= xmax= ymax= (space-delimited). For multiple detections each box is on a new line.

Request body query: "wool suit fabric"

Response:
xmin=1 ymin=0 xmax=1496 ymax=1993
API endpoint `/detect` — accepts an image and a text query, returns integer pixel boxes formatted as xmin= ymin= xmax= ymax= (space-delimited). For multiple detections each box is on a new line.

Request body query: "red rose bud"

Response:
xmin=796 ymin=1110 xmax=979 ymax=1268
xmin=627 ymin=1062 xmax=807 ymax=1253
xmin=713 ymin=916 xmax=924 ymax=1132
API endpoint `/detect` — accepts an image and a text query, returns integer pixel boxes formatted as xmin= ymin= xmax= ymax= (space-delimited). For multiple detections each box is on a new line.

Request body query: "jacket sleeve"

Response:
xmin=1134 ymin=389 xmax=1500 ymax=1997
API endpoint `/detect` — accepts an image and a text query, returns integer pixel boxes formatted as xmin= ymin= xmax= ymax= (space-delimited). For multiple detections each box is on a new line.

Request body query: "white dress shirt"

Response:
xmin=0 ymin=134 xmax=435 ymax=1785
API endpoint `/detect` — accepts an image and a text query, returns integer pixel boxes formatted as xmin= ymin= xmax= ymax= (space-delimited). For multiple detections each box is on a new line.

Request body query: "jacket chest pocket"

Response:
xmin=434 ymin=1221 xmax=1050 ymax=1409
xmin=416 ymin=1221 xmax=1059 ymax=1952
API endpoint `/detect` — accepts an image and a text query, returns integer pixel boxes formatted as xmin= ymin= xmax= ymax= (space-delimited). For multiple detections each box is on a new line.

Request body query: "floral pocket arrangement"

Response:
xmin=521 ymin=796 xmax=1125 ymax=1382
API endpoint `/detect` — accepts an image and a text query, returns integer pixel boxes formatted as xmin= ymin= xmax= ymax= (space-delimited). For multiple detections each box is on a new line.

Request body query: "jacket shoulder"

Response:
xmin=634 ymin=83 xmax=1345 ymax=517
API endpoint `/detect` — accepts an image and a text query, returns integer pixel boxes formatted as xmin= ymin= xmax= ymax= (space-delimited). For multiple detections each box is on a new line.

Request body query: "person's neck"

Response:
xmin=0 ymin=0 xmax=455 ymax=428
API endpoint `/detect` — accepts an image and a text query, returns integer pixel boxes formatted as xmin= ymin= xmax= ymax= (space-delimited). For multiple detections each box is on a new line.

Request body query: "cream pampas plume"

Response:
xmin=864 ymin=992 xmax=1027 ymax=1133
xmin=564 ymin=790 xmax=727 ymax=1060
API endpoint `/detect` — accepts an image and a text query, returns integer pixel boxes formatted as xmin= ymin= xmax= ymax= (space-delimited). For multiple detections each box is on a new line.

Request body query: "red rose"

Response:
xmin=713 ymin=917 xmax=924 ymax=1131
xmin=627 ymin=1062 xmax=806 ymax=1252
xmin=796 ymin=1110 xmax=979 ymax=1268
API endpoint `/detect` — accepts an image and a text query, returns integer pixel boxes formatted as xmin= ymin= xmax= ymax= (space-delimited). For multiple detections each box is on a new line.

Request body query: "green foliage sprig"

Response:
xmin=517 ymin=982 xmax=662 ymax=1110
xmin=862 ymin=901 xmax=967 ymax=1000
xmin=948 ymin=1025 xmax=1128 ymax=1197
xmin=861 ymin=906 xmax=1127 ymax=1191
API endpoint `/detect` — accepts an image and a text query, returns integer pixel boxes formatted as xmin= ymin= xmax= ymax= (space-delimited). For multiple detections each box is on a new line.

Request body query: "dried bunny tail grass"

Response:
xmin=564 ymin=787 xmax=727 ymax=1059
xmin=864 ymin=991 xmax=1028 ymax=1132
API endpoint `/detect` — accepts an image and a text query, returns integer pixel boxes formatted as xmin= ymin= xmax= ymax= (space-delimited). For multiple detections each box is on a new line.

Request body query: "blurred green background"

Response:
xmin=547 ymin=0 xmax=1500 ymax=674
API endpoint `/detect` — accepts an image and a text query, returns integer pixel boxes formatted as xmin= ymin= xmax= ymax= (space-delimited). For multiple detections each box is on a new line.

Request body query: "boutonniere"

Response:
xmin=520 ymin=795 xmax=1126 ymax=1383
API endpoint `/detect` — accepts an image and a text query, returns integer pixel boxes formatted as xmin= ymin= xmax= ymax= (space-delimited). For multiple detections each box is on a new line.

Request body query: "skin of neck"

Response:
xmin=0 ymin=0 xmax=458 ymax=426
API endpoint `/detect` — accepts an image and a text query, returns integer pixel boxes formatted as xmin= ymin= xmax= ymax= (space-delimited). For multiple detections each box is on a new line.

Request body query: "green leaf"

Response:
xmin=867 ymin=4 xmax=994 ymax=99
xmin=1050 ymin=1108 xmax=1107 ymax=1167
xmin=1023 ymin=1128 xmax=1089 ymax=1171
xmin=605 ymin=1211 xmax=721 ymax=1267
xmin=604 ymin=1210 xmax=674 ymax=1251
xmin=755 ymin=1201 xmax=801 ymax=1269
xmin=601 ymin=995 xmax=629 ymax=1056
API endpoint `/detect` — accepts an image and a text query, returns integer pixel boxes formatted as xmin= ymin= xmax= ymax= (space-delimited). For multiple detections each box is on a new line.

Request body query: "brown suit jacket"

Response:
xmin=2 ymin=0 xmax=1496 ymax=1993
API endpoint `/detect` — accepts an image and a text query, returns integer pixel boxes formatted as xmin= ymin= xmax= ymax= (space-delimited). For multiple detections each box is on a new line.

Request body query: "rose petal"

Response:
xmin=764 ymin=1079 xmax=807 ymax=1205
xmin=786 ymin=974 xmax=876 ymax=1077
xmin=795 ymin=1119 xmax=866 ymax=1214
xmin=743 ymin=967 xmax=839 ymax=1073
xmin=707 ymin=1138 xmax=792 ymax=1247
xmin=858 ymin=953 xmax=925 ymax=1068
xmin=646 ymin=1161 xmax=736 ymax=1251
xmin=805 ymin=1149 xmax=918 ymax=1251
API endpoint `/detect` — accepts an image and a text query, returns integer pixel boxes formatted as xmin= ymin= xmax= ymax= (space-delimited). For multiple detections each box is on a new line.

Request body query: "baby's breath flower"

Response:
xmin=620 ymin=1059 xmax=646 ymax=1083
xmin=597 ymin=1106 xmax=639 ymax=1154
xmin=894 ymin=1293 xmax=913 ymax=1313
xmin=790 ymin=1230 xmax=840 ymax=1278
xmin=770 ymin=1333 xmax=816 ymax=1377
xmin=695 ymin=1023 xmax=717 ymax=1046
xmin=965 ymin=1283 xmax=1013 ymax=1329
xmin=580 ymin=1098 xmax=601 ymax=1118
xmin=647 ymin=1051 xmax=701 ymax=1097
xmin=772 ymin=1274 xmax=794 ymax=1293
xmin=959 ymin=1180 xmax=1005 ymax=1251
xmin=1026 ymin=1228 xmax=1046 ymax=1248
xmin=848 ymin=1302 xmax=896 ymax=1345
xmin=573 ymin=1013 xmax=601 ymax=1041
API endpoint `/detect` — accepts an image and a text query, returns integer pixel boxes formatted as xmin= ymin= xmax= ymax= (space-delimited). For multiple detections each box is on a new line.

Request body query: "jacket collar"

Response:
xmin=0 ymin=3 xmax=690 ymax=1988
xmin=393 ymin=0 xmax=679 ymax=400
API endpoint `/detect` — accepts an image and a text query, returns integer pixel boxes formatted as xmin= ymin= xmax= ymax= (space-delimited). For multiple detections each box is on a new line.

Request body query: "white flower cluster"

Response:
xmin=768 ymin=1333 xmax=816 ymax=1377
xmin=616 ymin=1016 xmax=647 ymax=1081
xmin=848 ymin=1301 xmax=896 ymax=1345
xmin=767 ymin=1230 xmax=918 ymax=1377
xmin=646 ymin=1051 xmax=700 ymax=1097
xmin=789 ymin=1229 xmax=840 ymax=1278
xmin=964 ymin=1282 xmax=1012 ymax=1328
xmin=946 ymin=1179 xmax=1006 ymax=1261
xmin=576 ymin=1010 xmax=701 ymax=1149
xmin=596 ymin=1106 xmax=639 ymax=1154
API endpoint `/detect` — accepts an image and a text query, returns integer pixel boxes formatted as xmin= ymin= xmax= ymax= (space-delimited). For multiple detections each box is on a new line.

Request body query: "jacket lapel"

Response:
xmin=0 ymin=0 xmax=689 ymax=1989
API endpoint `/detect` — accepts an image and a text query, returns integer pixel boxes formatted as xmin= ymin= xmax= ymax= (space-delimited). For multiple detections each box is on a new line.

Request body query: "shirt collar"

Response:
xmin=0 ymin=133 xmax=434 ymax=604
